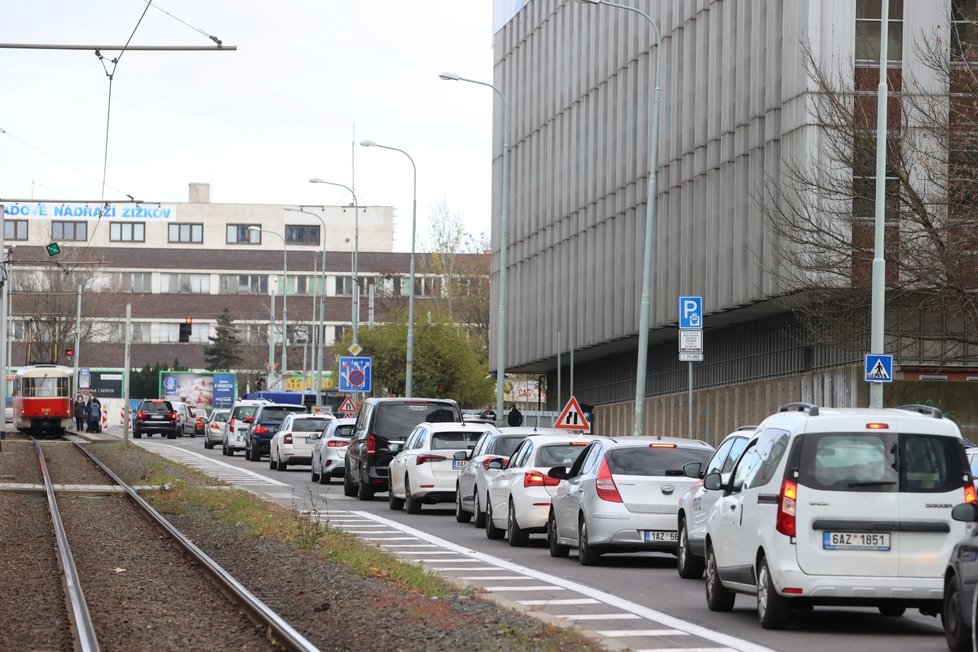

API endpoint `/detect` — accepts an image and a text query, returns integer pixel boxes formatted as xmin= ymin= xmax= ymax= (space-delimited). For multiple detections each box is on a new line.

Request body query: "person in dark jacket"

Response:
xmin=87 ymin=396 xmax=102 ymax=433
xmin=73 ymin=395 xmax=87 ymax=431
xmin=507 ymin=405 xmax=524 ymax=427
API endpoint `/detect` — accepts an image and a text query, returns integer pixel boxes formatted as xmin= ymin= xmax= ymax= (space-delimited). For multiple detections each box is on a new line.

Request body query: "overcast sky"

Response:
xmin=1 ymin=1 xmax=496 ymax=251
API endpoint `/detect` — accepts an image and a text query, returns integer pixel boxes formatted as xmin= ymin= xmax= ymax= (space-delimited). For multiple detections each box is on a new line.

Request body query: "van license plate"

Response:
xmin=642 ymin=530 xmax=678 ymax=543
xmin=823 ymin=531 xmax=890 ymax=551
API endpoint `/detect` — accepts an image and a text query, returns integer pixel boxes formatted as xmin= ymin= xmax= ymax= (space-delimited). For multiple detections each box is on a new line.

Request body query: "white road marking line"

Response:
xmin=378 ymin=544 xmax=439 ymax=548
xmin=344 ymin=530 xmax=398 ymax=534
xmin=636 ymin=649 xmax=737 ymax=652
xmin=481 ymin=586 xmax=566 ymax=592
xmin=136 ymin=444 xmax=290 ymax=486
xmin=457 ymin=576 xmax=527 ymax=581
xmin=389 ymin=551 xmax=463 ymax=556
xmin=429 ymin=567 xmax=500 ymax=571
xmin=597 ymin=630 xmax=687 ymax=637
xmin=361 ymin=537 xmax=419 ymax=541
xmin=519 ymin=599 xmax=601 ymax=606
xmin=557 ymin=613 xmax=642 ymax=621
xmin=417 ymin=558 xmax=482 ymax=563
xmin=350 ymin=510 xmax=778 ymax=652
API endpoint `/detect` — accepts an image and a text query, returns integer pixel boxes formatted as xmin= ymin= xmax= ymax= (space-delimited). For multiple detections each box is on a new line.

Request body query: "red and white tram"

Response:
xmin=13 ymin=364 xmax=73 ymax=435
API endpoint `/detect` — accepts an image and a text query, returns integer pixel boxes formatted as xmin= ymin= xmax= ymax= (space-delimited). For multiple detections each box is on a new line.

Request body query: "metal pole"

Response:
xmin=570 ymin=327 xmax=574 ymax=399
xmin=0 ymin=205 xmax=7 ymax=436
xmin=284 ymin=208 xmax=328 ymax=406
xmin=281 ymin=240 xmax=288 ymax=385
xmin=869 ymin=0 xmax=890 ymax=409
xmin=583 ymin=1 xmax=662 ymax=436
xmin=73 ymin=287 xmax=81 ymax=395
xmin=123 ymin=304 xmax=131 ymax=445
xmin=556 ymin=331 xmax=562 ymax=408
xmin=268 ymin=290 xmax=276 ymax=390
xmin=687 ymin=361 xmax=693 ymax=438
xmin=307 ymin=180 xmax=359 ymax=346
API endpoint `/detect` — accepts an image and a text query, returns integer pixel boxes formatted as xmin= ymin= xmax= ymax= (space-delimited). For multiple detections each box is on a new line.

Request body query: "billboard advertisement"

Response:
xmin=159 ymin=371 xmax=236 ymax=409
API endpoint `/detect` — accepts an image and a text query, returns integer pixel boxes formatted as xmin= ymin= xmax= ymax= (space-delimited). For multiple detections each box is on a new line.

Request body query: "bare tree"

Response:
xmin=759 ymin=26 xmax=978 ymax=364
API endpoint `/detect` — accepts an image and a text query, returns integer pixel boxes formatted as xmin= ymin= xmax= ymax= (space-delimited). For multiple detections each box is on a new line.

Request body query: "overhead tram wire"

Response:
xmin=139 ymin=0 xmax=225 ymax=47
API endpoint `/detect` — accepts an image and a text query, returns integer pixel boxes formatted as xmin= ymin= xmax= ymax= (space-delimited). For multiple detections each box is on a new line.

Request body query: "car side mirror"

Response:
xmin=951 ymin=502 xmax=978 ymax=522
xmin=453 ymin=450 xmax=468 ymax=461
xmin=682 ymin=461 xmax=703 ymax=479
xmin=703 ymin=471 xmax=724 ymax=491
xmin=389 ymin=443 xmax=403 ymax=455
xmin=487 ymin=459 xmax=504 ymax=470
xmin=548 ymin=466 xmax=568 ymax=480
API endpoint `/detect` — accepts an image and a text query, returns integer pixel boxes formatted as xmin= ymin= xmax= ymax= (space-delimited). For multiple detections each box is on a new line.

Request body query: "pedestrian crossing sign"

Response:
xmin=864 ymin=354 xmax=894 ymax=383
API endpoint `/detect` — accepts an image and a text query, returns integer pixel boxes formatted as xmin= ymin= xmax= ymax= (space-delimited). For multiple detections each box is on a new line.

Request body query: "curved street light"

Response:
xmin=439 ymin=70 xmax=510 ymax=425
xmin=284 ymin=207 xmax=327 ymax=407
xmin=359 ymin=139 xmax=418 ymax=398
xmin=308 ymin=179 xmax=360 ymax=347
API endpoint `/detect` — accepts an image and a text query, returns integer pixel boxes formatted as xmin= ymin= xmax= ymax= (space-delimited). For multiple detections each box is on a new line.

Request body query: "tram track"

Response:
xmin=16 ymin=439 xmax=319 ymax=652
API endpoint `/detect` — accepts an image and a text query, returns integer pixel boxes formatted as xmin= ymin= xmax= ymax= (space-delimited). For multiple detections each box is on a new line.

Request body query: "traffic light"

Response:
xmin=64 ymin=348 xmax=74 ymax=358
xmin=179 ymin=317 xmax=192 ymax=343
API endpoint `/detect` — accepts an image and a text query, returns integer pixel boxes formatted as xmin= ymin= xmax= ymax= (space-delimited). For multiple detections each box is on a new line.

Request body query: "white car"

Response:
xmin=310 ymin=418 xmax=356 ymax=485
xmin=455 ymin=426 xmax=562 ymax=527
xmin=388 ymin=421 xmax=495 ymax=514
xmin=203 ymin=408 xmax=230 ymax=450
xmin=485 ymin=433 xmax=605 ymax=544
xmin=675 ymin=426 xmax=754 ymax=578
xmin=548 ymin=437 xmax=714 ymax=563
xmin=223 ymin=399 xmax=268 ymax=456
xmin=269 ymin=413 xmax=335 ymax=471
xmin=703 ymin=402 xmax=975 ymax=629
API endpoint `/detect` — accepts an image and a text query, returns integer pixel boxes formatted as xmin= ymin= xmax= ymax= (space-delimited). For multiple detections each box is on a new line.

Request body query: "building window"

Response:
xmin=131 ymin=323 xmax=151 ymax=342
xmin=4 ymin=220 xmax=27 ymax=241
xmin=160 ymin=273 xmax=211 ymax=294
xmin=855 ymin=0 xmax=903 ymax=63
xmin=285 ymin=224 xmax=321 ymax=246
xmin=168 ymin=223 xmax=203 ymax=244
xmin=335 ymin=276 xmax=354 ymax=296
xmin=110 ymin=222 xmax=145 ymax=242
xmin=112 ymin=272 xmax=152 ymax=292
xmin=52 ymin=221 xmax=87 ymax=241
xmin=219 ymin=274 xmax=268 ymax=294
xmin=227 ymin=224 xmax=260 ymax=244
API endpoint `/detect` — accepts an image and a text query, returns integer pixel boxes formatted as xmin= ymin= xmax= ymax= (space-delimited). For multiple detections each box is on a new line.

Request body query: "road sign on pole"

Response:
xmin=554 ymin=396 xmax=591 ymax=432
xmin=339 ymin=356 xmax=372 ymax=393
xmin=864 ymin=354 xmax=893 ymax=383
xmin=679 ymin=296 xmax=703 ymax=330
xmin=338 ymin=395 xmax=356 ymax=416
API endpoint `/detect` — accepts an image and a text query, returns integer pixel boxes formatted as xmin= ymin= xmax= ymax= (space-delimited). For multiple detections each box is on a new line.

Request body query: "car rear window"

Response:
xmin=490 ymin=435 xmax=525 ymax=457
xmin=797 ymin=432 xmax=970 ymax=493
xmin=140 ymin=401 xmax=172 ymax=414
xmin=535 ymin=444 xmax=590 ymax=468
xmin=331 ymin=424 xmax=355 ymax=438
xmin=259 ymin=406 xmax=306 ymax=423
xmin=606 ymin=447 xmax=714 ymax=476
xmin=210 ymin=412 xmax=228 ymax=423
xmin=431 ymin=431 xmax=484 ymax=450
xmin=373 ymin=402 xmax=461 ymax=439
xmin=232 ymin=405 xmax=259 ymax=419
xmin=292 ymin=418 xmax=332 ymax=432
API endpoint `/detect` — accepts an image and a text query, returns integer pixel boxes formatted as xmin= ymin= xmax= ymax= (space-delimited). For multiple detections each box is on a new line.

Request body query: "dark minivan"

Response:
xmin=344 ymin=398 xmax=463 ymax=500
xmin=244 ymin=403 xmax=307 ymax=461
xmin=133 ymin=399 xmax=179 ymax=439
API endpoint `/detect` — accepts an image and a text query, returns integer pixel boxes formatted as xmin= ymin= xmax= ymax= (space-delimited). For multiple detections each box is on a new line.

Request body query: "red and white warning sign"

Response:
xmin=554 ymin=396 xmax=590 ymax=432
xmin=338 ymin=395 xmax=356 ymax=415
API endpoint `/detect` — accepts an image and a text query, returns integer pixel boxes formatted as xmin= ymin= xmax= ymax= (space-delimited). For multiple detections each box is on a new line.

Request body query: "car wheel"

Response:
xmin=705 ymin=542 xmax=736 ymax=612
xmin=485 ymin=498 xmax=505 ymax=540
xmin=387 ymin=478 xmax=405 ymax=510
xmin=578 ymin=514 xmax=601 ymax=566
xmin=356 ymin=466 xmax=374 ymax=501
xmin=133 ymin=432 xmax=142 ymax=439
xmin=167 ymin=430 xmax=177 ymax=440
xmin=757 ymin=556 xmax=790 ymax=629
xmin=221 ymin=441 xmax=228 ymax=455
xmin=878 ymin=605 xmax=905 ymax=617
xmin=311 ymin=461 xmax=320 ymax=483
xmin=455 ymin=484 xmax=472 ymax=523
xmin=203 ymin=439 xmax=212 ymax=449
xmin=473 ymin=491 xmax=487 ymax=528
xmin=944 ymin=574 xmax=972 ymax=652
xmin=269 ymin=454 xmax=277 ymax=470
xmin=279 ymin=455 xmax=288 ymax=471
xmin=548 ymin=509 xmax=569 ymax=558
xmin=677 ymin=518 xmax=705 ymax=579
xmin=343 ymin=465 xmax=358 ymax=497
xmin=507 ymin=499 xmax=529 ymax=547
xmin=318 ymin=466 xmax=330 ymax=485
xmin=405 ymin=476 xmax=422 ymax=514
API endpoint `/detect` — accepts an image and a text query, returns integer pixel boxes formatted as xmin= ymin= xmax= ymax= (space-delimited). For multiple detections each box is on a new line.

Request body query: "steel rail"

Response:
xmin=74 ymin=443 xmax=319 ymax=652
xmin=32 ymin=439 xmax=101 ymax=652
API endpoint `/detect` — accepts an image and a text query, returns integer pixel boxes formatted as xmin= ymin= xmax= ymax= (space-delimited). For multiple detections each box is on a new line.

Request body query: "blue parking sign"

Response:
xmin=339 ymin=356 xmax=372 ymax=393
xmin=679 ymin=296 xmax=703 ymax=330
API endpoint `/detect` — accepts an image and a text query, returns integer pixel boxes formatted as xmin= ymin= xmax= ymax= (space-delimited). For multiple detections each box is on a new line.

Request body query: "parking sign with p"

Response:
xmin=679 ymin=296 xmax=703 ymax=330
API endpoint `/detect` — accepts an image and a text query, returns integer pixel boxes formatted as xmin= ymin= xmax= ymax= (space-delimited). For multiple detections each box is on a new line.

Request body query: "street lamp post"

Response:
xmin=285 ymin=207 xmax=327 ymax=407
xmin=359 ymin=140 xmax=418 ymax=398
xmin=309 ymin=179 xmax=360 ymax=347
xmin=249 ymin=226 xmax=288 ymax=389
xmin=439 ymin=71 xmax=509 ymax=426
xmin=579 ymin=0 xmax=662 ymax=436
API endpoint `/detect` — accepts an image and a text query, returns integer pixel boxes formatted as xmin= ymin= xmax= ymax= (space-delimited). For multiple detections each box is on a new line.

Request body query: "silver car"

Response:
xmin=310 ymin=418 xmax=356 ymax=485
xmin=548 ymin=436 xmax=714 ymax=565
xmin=203 ymin=409 xmax=230 ymax=450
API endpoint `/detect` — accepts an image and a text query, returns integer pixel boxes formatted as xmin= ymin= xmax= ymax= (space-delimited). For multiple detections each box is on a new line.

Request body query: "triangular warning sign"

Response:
xmin=554 ymin=396 xmax=591 ymax=432
xmin=871 ymin=360 xmax=889 ymax=380
xmin=338 ymin=395 xmax=356 ymax=414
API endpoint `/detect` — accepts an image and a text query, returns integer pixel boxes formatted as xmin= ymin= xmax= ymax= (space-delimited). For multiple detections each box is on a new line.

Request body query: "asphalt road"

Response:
xmin=143 ymin=435 xmax=951 ymax=652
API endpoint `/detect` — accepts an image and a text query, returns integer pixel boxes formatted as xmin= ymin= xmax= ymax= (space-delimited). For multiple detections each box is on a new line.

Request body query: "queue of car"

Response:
xmin=195 ymin=394 xmax=978 ymax=651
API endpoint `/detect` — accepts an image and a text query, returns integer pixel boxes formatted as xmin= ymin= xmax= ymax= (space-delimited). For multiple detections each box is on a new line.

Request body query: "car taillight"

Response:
xmin=965 ymin=484 xmax=977 ymax=504
xmin=284 ymin=433 xmax=292 ymax=444
xmin=229 ymin=418 xmax=235 ymax=429
xmin=210 ymin=423 xmax=220 ymax=430
xmin=255 ymin=425 xmax=269 ymax=434
xmin=327 ymin=440 xmax=348 ymax=448
xmin=776 ymin=478 xmax=797 ymax=537
xmin=168 ymin=412 xmax=177 ymax=420
xmin=417 ymin=454 xmax=447 ymax=465
xmin=367 ymin=434 xmax=376 ymax=454
xmin=137 ymin=411 xmax=146 ymax=419
xmin=594 ymin=457 xmax=622 ymax=502
xmin=524 ymin=471 xmax=561 ymax=488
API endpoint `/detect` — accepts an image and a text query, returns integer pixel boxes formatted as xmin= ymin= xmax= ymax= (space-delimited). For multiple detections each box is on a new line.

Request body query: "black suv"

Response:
xmin=344 ymin=397 xmax=463 ymax=500
xmin=133 ymin=399 xmax=179 ymax=439
xmin=244 ymin=403 xmax=307 ymax=461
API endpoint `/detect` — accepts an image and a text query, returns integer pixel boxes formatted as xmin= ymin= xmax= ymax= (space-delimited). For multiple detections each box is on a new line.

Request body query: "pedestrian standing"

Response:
xmin=88 ymin=396 xmax=102 ymax=433
xmin=507 ymin=404 xmax=524 ymax=427
xmin=73 ymin=395 xmax=87 ymax=431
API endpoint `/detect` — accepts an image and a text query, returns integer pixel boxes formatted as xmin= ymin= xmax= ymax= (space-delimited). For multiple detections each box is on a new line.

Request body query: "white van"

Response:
xmin=222 ymin=399 xmax=268 ymax=456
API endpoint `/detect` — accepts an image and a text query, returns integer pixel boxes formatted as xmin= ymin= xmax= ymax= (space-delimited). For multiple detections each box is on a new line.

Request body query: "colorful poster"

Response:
xmin=160 ymin=371 xmax=235 ymax=409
